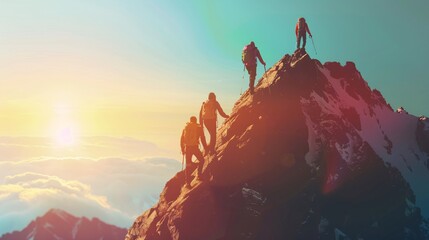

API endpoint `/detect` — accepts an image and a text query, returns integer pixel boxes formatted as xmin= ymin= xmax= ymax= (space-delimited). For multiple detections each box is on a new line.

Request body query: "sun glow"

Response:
xmin=51 ymin=103 xmax=79 ymax=147
xmin=54 ymin=126 xmax=77 ymax=146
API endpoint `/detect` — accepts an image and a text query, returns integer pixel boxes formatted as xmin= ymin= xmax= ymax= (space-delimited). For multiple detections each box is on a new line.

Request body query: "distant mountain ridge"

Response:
xmin=0 ymin=209 xmax=126 ymax=240
xmin=126 ymin=49 xmax=429 ymax=239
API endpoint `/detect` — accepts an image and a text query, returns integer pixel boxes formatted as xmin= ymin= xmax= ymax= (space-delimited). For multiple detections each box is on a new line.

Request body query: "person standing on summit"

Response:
xmin=296 ymin=17 xmax=312 ymax=49
xmin=199 ymin=92 xmax=229 ymax=154
xmin=242 ymin=41 xmax=266 ymax=94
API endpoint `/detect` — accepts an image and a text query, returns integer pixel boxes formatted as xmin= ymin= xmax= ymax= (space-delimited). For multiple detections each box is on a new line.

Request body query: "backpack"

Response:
xmin=201 ymin=100 xmax=217 ymax=120
xmin=298 ymin=18 xmax=306 ymax=33
xmin=242 ymin=45 xmax=256 ymax=65
xmin=183 ymin=122 xmax=200 ymax=146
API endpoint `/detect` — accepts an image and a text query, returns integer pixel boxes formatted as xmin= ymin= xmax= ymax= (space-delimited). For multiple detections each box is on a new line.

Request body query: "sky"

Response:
xmin=0 ymin=0 xmax=428 ymax=235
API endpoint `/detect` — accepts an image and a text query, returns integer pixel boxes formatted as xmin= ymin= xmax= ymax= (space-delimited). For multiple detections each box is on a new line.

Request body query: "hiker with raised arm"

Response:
xmin=242 ymin=41 xmax=266 ymax=94
xmin=180 ymin=116 xmax=207 ymax=187
xmin=199 ymin=92 xmax=229 ymax=154
xmin=296 ymin=17 xmax=312 ymax=49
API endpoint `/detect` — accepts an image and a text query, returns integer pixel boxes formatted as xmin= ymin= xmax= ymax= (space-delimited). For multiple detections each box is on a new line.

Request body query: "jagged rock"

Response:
xmin=126 ymin=49 xmax=429 ymax=240
xmin=416 ymin=117 xmax=429 ymax=169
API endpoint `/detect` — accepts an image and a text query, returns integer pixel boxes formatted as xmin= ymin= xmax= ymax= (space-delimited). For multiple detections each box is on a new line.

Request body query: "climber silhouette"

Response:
xmin=296 ymin=17 xmax=312 ymax=49
xmin=199 ymin=92 xmax=229 ymax=154
xmin=180 ymin=116 xmax=207 ymax=187
xmin=242 ymin=41 xmax=266 ymax=94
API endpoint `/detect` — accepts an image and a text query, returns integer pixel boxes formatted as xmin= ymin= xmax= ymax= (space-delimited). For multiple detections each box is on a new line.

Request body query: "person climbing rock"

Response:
xmin=180 ymin=116 xmax=207 ymax=187
xmin=296 ymin=17 xmax=312 ymax=49
xmin=242 ymin=41 xmax=266 ymax=94
xmin=199 ymin=92 xmax=229 ymax=154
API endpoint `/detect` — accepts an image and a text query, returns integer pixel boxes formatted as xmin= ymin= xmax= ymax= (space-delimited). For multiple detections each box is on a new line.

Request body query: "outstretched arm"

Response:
xmin=306 ymin=23 xmax=312 ymax=37
xmin=256 ymin=49 xmax=266 ymax=65
xmin=216 ymin=101 xmax=229 ymax=118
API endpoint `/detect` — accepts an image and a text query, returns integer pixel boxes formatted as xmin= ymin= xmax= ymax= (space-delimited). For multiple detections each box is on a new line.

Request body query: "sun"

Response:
xmin=51 ymin=103 xmax=79 ymax=147
xmin=54 ymin=126 xmax=76 ymax=146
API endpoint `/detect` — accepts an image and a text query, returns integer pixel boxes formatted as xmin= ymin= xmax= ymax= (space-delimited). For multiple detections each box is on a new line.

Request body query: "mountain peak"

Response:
xmin=126 ymin=51 xmax=429 ymax=239
xmin=43 ymin=208 xmax=77 ymax=223
xmin=0 ymin=209 xmax=127 ymax=240
xmin=45 ymin=208 xmax=68 ymax=215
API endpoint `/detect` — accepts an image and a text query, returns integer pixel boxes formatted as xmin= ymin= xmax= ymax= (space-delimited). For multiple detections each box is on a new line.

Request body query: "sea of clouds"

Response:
xmin=0 ymin=136 xmax=181 ymax=235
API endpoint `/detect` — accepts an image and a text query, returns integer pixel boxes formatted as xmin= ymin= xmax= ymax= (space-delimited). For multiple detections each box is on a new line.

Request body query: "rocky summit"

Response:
xmin=126 ymin=49 xmax=429 ymax=240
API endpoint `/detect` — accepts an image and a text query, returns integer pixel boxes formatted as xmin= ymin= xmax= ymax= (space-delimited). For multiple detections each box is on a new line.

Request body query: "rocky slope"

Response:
xmin=126 ymin=49 xmax=429 ymax=240
xmin=0 ymin=209 xmax=127 ymax=240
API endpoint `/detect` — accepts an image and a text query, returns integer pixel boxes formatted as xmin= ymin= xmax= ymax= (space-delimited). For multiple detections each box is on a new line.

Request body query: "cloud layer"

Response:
xmin=0 ymin=136 xmax=174 ymax=161
xmin=0 ymin=136 xmax=181 ymax=236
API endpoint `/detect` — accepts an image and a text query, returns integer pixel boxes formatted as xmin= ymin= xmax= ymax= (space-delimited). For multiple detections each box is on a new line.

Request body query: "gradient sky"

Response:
xmin=1 ymin=0 xmax=428 ymax=154
xmin=0 ymin=0 xmax=429 ymax=234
